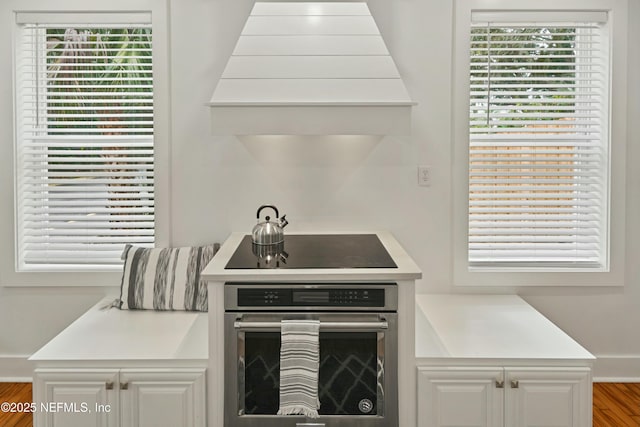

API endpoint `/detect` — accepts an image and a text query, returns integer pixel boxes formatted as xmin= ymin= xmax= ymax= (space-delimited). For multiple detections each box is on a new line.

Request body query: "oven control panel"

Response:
xmin=237 ymin=288 xmax=385 ymax=307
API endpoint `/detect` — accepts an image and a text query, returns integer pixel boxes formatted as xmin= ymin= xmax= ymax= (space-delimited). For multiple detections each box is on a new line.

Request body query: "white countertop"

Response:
xmin=30 ymin=292 xmax=591 ymax=368
xmin=415 ymin=294 xmax=594 ymax=363
xmin=202 ymin=231 xmax=422 ymax=282
xmin=29 ymin=298 xmax=207 ymax=364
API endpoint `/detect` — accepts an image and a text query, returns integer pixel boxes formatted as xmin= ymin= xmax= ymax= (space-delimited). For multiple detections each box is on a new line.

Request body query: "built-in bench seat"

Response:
xmin=29 ymin=298 xmax=207 ymax=427
xmin=414 ymin=294 xmax=595 ymax=427
xmin=30 ymin=297 xmax=207 ymax=366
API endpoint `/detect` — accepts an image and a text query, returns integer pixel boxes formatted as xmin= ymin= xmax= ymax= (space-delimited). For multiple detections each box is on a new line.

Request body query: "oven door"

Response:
xmin=224 ymin=312 xmax=398 ymax=427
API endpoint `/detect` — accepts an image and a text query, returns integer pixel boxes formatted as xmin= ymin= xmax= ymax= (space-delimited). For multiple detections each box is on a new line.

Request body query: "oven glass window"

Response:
xmin=243 ymin=332 xmax=379 ymax=415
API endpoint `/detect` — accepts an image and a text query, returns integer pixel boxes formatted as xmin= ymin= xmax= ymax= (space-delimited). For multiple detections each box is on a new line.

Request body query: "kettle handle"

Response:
xmin=256 ymin=205 xmax=279 ymax=220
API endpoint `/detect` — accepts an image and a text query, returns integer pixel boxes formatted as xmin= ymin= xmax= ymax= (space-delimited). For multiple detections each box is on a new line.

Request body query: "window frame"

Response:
xmin=1 ymin=0 xmax=169 ymax=286
xmin=452 ymin=0 xmax=627 ymax=286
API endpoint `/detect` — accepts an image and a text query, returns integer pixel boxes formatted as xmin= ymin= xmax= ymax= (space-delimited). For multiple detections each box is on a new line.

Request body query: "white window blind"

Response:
xmin=15 ymin=15 xmax=154 ymax=270
xmin=468 ymin=12 xmax=610 ymax=269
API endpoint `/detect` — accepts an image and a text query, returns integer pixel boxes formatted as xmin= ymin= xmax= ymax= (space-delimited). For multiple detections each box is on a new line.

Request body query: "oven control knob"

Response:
xmin=358 ymin=399 xmax=374 ymax=414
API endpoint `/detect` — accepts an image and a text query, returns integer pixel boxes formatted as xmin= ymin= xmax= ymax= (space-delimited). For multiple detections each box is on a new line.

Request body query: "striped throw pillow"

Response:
xmin=119 ymin=244 xmax=219 ymax=311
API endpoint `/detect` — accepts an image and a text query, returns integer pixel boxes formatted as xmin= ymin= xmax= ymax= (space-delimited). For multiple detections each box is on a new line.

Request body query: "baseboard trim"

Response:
xmin=0 ymin=355 xmax=33 ymax=382
xmin=592 ymin=355 xmax=640 ymax=382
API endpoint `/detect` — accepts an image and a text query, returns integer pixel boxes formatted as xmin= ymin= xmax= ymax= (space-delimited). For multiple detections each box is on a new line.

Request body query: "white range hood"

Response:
xmin=208 ymin=1 xmax=415 ymax=135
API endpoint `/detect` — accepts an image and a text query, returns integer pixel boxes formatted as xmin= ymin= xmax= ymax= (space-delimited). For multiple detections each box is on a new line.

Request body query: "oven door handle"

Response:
xmin=233 ymin=320 xmax=388 ymax=330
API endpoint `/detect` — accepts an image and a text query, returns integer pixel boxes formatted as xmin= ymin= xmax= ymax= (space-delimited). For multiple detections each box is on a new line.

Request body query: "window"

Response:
xmin=468 ymin=12 xmax=610 ymax=270
xmin=453 ymin=0 xmax=627 ymax=286
xmin=15 ymin=12 xmax=155 ymax=270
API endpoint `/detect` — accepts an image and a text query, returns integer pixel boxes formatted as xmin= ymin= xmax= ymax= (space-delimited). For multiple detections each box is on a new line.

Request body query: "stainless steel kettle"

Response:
xmin=251 ymin=240 xmax=288 ymax=267
xmin=251 ymin=205 xmax=288 ymax=245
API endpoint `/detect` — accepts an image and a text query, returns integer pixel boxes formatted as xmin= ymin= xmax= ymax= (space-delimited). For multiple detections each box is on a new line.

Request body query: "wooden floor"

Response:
xmin=0 ymin=382 xmax=638 ymax=426
xmin=0 ymin=383 xmax=33 ymax=427
xmin=593 ymin=383 xmax=640 ymax=426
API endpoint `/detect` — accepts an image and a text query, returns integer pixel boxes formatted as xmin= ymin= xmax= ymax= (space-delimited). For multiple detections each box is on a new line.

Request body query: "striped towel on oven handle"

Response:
xmin=277 ymin=319 xmax=321 ymax=418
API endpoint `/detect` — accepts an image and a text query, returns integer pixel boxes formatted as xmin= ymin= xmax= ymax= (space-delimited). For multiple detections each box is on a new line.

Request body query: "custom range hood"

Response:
xmin=208 ymin=1 xmax=415 ymax=135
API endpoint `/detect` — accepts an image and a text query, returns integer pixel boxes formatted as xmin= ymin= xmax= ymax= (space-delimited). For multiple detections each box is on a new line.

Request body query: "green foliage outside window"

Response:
xmin=470 ymin=26 xmax=578 ymax=127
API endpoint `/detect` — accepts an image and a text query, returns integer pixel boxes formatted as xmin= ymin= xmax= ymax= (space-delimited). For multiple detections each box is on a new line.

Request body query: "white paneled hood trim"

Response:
xmin=208 ymin=1 xmax=415 ymax=135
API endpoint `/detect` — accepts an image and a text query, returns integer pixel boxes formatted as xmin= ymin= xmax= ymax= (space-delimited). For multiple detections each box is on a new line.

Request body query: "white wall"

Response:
xmin=0 ymin=0 xmax=638 ymax=380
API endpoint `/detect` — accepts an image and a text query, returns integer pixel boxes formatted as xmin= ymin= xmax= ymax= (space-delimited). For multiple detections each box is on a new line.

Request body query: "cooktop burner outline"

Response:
xmin=224 ymin=234 xmax=397 ymax=270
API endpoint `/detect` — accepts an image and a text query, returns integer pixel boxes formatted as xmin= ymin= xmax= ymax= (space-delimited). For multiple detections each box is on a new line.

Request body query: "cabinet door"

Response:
xmin=505 ymin=368 xmax=591 ymax=427
xmin=119 ymin=369 xmax=206 ymax=427
xmin=33 ymin=369 xmax=119 ymax=427
xmin=417 ymin=367 xmax=504 ymax=427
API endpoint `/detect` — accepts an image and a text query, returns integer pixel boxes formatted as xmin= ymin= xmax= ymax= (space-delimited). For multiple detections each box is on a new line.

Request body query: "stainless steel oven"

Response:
xmin=224 ymin=283 xmax=398 ymax=427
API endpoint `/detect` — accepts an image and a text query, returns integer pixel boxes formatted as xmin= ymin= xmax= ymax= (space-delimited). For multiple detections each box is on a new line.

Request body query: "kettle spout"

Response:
xmin=280 ymin=214 xmax=289 ymax=229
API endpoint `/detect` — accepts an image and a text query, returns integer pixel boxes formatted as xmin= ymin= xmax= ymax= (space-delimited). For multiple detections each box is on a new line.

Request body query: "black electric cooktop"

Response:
xmin=225 ymin=234 xmax=397 ymax=269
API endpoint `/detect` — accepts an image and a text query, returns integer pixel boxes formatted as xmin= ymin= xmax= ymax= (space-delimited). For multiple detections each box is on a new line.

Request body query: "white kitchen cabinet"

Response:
xmin=33 ymin=369 xmax=119 ymax=427
xmin=417 ymin=367 xmax=591 ymax=427
xmin=415 ymin=295 xmax=595 ymax=427
xmin=504 ymin=368 xmax=591 ymax=427
xmin=34 ymin=368 xmax=205 ymax=427
xmin=417 ymin=367 xmax=504 ymax=427
xmin=119 ymin=369 xmax=205 ymax=427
